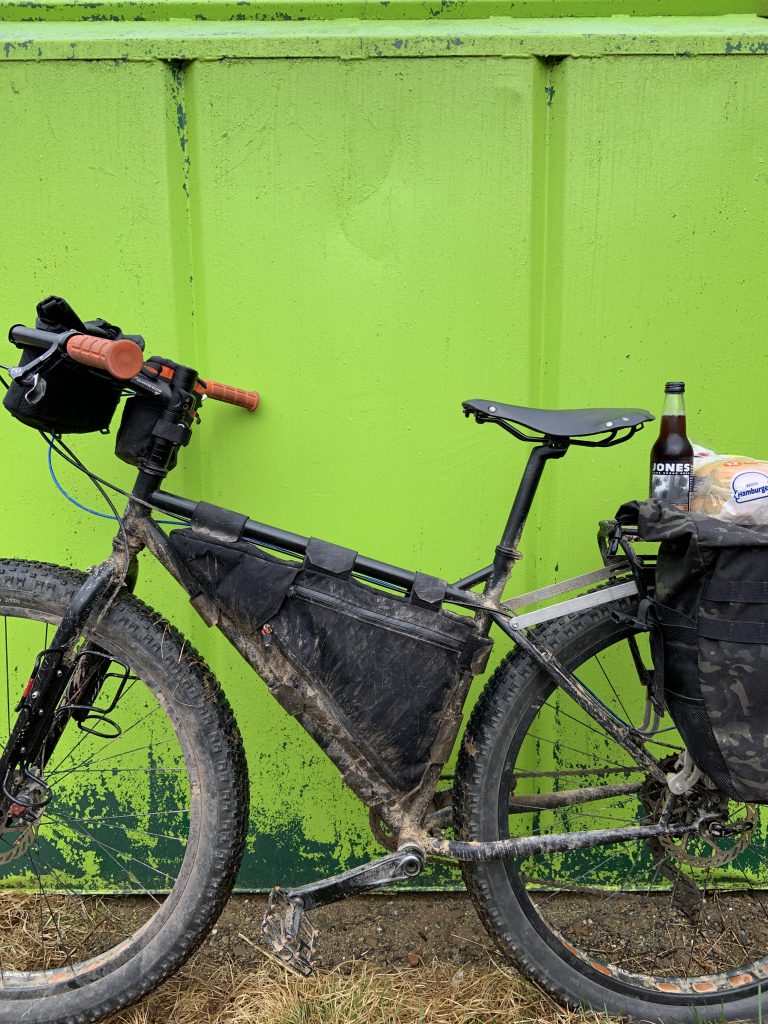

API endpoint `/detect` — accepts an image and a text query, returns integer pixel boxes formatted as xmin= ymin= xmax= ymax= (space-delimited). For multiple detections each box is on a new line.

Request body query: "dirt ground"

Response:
xmin=106 ymin=891 xmax=595 ymax=1024
xmin=208 ymin=891 xmax=497 ymax=971
xmin=92 ymin=890 xmax=768 ymax=1022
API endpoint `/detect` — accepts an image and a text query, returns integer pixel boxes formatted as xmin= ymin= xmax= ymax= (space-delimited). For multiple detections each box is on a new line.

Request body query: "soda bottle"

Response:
xmin=649 ymin=382 xmax=693 ymax=511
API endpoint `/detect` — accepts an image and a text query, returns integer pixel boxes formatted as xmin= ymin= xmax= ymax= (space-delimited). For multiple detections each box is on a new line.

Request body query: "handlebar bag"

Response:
xmin=3 ymin=348 xmax=124 ymax=434
xmin=635 ymin=500 xmax=768 ymax=802
xmin=115 ymin=360 xmax=194 ymax=469
xmin=3 ymin=296 xmax=140 ymax=434
xmin=169 ymin=514 xmax=492 ymax=794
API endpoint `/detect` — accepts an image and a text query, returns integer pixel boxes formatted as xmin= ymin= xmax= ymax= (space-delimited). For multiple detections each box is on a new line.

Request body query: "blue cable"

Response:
xmin=46 ymin=443 xmax=181 ymax=526
xmin=47 ymin=443 xmax=116 ymax=520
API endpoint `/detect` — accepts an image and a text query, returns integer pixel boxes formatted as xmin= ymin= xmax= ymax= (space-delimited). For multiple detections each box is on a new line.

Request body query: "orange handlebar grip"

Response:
xmin=204 ymin=379 xmax=260 ymax=412
xmin=66 ymin=334 xmax=144 ymax=381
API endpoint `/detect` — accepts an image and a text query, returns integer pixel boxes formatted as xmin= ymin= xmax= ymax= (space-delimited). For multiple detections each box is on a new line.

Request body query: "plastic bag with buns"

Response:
xmin=692 ymin=442 xmax=768 ymax=524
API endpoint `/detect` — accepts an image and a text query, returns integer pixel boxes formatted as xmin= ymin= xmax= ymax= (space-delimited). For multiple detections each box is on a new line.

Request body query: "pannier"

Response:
xmin=169 ymin=504 xmax=493 ymax=793
xmin=3 ymin=295 xmax=144 ymax=435
xmin=630 ymin=501 xmax=768 ymax=803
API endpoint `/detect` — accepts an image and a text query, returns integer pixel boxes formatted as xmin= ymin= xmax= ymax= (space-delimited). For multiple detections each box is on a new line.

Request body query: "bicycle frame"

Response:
xmin=69 ymin=434 xmax=671 ymax=865
xmin=6 ymin=426 xmax=682 ymax=869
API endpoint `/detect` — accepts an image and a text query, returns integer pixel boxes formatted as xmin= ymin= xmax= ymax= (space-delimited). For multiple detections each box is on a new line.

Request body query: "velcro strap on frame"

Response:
xmin=704 ymin=580 xmax=768 ymax=604
xmin=190 ymin=501 xmax=248 ymax=544
xmin=698 ymin=618 xmax=768 ymax=645
xmin=306 ymin=538 xmax=357 ymax=575
xmin=410 ymin=573 xmax=447 ymax=609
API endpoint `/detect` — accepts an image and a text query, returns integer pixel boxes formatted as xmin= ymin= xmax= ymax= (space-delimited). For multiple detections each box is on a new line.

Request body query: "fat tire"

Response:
xmin=454 ymin=599 xmax=765 ymax=1024
xmin=0 ymin=559 xmax=249 ymax=1024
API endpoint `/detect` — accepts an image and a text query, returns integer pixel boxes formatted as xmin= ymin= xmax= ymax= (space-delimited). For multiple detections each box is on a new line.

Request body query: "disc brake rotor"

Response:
xmin=0 ymin=823 xmax=38 ymax=865
xmin=652 ymin=795 xmax=757 ymax=867
xmin=0 ymin=765 xmax=48 ymax=864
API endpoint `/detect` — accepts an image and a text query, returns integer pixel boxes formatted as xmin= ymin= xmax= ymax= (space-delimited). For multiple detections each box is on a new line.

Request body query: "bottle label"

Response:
xmin=650 ymin=462 xmax=691 ymax=511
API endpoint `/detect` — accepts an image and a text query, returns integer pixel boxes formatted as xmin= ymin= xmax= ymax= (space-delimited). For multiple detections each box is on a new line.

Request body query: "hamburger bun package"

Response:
xmin=692 ymin=443 xmax=768 ymax=524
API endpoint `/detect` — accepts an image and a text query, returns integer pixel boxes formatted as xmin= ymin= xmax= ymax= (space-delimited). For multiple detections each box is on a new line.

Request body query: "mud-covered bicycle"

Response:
xmin=0 ymin=297 xmax=765 ymax=1024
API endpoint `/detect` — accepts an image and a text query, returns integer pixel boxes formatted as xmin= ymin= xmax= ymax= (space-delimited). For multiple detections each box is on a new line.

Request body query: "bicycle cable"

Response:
xmin=3 ymin=368 xmax=408 ymax=594
xmin=42 ymin=432 xmax=131 ymax=563
xmin=45 ymin=441 xmax=182 ymax=527
xmin=40 ymin=434 xmax=187 ymax=522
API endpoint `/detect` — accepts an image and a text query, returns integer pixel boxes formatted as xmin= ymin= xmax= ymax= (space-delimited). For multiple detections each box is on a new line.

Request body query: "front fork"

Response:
xmin=0 ymin=556 xmax=136 ymax=821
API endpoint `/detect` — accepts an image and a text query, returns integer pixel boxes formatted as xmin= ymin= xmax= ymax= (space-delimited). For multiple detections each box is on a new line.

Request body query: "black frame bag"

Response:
xmin=635 ymin=501 xmax=768 ymax=802
xmin=169 ymin=512 xmax=492 ymax=793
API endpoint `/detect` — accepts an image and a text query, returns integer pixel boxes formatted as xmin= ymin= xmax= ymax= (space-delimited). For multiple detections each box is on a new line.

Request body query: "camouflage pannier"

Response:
xmin=632 ymin=501 xmax=768 ymax=803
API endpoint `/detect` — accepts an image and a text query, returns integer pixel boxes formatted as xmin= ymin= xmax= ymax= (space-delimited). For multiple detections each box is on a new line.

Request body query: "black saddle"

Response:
xmin=463 ymin=399 xmax=654 ymax=441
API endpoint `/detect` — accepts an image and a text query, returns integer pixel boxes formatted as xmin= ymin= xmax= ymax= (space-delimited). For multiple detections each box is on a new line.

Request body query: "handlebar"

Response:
xmin=202 ymin=379 xmax=260 ymax=412
xmin=66 ymin=334 xmax=144 ymax=380
xmin=8 ymin=323 xmax=260 ymax=412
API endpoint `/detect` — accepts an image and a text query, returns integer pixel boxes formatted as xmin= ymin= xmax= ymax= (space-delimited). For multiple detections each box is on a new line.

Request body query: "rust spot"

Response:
xmin=693 ymin=981 xmax=717 ymax=993
xmin=561 ymin=940 xmax=579 ymax=956
xmin=590 ymin=960 xmax=612 ymax=977
xmin=729 ymin=973 xmax=754 ymax=987
xmin=656 ymin=982 xmax=683 ymax=993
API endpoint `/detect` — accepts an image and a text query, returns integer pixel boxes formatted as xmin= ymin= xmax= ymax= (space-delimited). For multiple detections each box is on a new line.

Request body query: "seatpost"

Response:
xmin=483 ymin=440 xmax=569 ymax=603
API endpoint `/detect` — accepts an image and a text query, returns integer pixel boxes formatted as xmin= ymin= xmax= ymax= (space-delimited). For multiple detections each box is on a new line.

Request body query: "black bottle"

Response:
xmin=649 ymin=382 xmax=693 ymax=511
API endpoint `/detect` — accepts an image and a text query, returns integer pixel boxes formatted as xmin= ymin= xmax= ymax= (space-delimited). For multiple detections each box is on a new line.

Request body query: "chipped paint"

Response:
xmin=2 ymin=17 xmax=768 ymax=61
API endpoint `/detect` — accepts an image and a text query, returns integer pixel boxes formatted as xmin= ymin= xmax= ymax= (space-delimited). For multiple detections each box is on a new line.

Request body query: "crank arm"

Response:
xmin=285 ymin=845 xmax=424 ymax=912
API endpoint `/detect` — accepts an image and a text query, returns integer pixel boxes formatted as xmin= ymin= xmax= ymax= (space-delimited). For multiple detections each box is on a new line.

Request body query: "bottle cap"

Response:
xmin=664 ymin=382 xmax=685 ymax=393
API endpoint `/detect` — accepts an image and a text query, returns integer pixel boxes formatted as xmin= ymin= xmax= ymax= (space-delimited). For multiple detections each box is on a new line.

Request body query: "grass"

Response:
xmin=0 ymin=891 xmax=614 ymax=1023
xmin=102 ymin=947 xmax=615 ymax=1024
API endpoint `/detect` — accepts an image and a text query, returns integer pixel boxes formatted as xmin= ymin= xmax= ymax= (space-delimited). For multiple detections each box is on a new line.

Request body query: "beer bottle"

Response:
xmin=649 ymin=382 xmax=693 ymax=511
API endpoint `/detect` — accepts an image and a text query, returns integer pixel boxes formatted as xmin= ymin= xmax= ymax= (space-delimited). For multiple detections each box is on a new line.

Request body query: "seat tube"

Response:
xmin=483 ymin=440 xmax=568 ymax=603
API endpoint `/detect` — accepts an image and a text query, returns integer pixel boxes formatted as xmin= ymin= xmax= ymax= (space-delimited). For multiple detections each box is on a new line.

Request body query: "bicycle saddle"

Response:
xmin=462 ymin=399 xmax=654 ymax=438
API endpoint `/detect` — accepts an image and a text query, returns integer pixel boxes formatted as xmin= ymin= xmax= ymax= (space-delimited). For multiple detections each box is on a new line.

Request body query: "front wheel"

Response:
xmin=0 ymin=559 xmax=249 ymax=1024
xmin=455 ymin=599 xmax=768 ymax=1023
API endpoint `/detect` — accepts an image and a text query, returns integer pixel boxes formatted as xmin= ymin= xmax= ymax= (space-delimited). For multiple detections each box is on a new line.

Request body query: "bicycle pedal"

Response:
xmin=261 ymin=886 xmax=318 ymax=977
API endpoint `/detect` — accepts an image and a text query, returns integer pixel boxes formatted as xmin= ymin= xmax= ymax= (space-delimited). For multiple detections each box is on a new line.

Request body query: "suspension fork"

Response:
xmin=0 ymin=560 xmax=120 ymax=807
xmin=490 ymin=612 xmax=667 ymax=784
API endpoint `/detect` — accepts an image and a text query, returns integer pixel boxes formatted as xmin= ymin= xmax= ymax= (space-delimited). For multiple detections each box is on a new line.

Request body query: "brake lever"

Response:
xmin=22 ymin=374 xmax=47 ymax=405
xmin=8 ymin=339 xmax=63 ymax=389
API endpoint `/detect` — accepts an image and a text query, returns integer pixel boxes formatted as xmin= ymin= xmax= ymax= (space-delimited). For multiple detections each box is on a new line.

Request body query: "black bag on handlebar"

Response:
xmin=168 ymin=506 xmax=493 ymax=794
xmin=114 ymin=358 xmax=191 ymax=470
xmin=630 ymin=500 xmax=768 ymax=803
xmin=3 ymin=296 xmax=143 ymax=435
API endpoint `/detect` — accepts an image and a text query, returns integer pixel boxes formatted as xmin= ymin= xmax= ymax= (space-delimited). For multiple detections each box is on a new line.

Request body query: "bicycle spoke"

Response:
xmin=594 ymin=651 xmax=634 ymax=726
xmin=487 ymin=617 xmax=768 ymax=995
xmin=0 ymin=604 xmax=196 ymax=983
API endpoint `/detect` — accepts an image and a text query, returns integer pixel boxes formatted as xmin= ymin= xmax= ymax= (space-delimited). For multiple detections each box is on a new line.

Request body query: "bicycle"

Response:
xmin=0 ymin=300 xmax=764 ymax=1024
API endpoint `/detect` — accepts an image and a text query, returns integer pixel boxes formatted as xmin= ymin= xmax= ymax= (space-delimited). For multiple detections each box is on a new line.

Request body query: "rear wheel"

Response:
xmin=0 ymin=559 xmax=248 ymax=1024
xmin=455 ymin=599 xmax=768 ymax=1023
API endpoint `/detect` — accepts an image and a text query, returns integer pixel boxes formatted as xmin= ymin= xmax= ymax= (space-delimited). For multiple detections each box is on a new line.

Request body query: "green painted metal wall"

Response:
xmin=1 ymin=1 xmax=767 ymax=889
